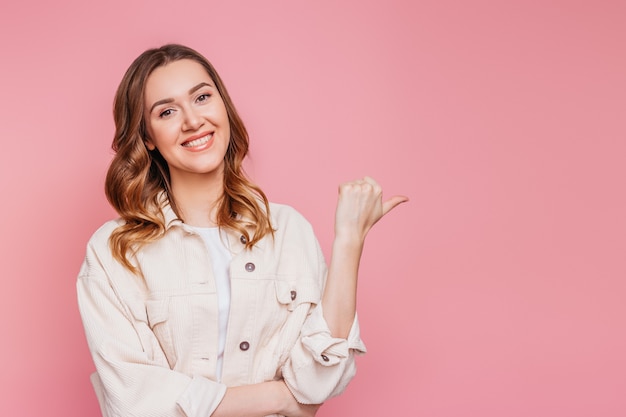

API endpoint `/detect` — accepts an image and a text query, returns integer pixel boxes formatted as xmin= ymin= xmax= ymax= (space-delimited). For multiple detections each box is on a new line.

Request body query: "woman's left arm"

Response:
xmin=282 ymin=177 xmax=407 ymax=404
xmin=322 ymin=176 xmax=408 ymax=338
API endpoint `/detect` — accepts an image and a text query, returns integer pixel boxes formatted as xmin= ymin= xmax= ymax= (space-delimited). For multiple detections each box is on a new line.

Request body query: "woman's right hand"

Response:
xmin=277 ymin=381 xmax=322 ymax=417
xmin=334 ymin=176 xmax=408 ymax=244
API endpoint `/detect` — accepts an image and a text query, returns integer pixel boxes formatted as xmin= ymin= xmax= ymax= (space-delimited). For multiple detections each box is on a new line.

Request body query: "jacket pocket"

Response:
xmin=274 ymin=279 xmax=321 ymax=311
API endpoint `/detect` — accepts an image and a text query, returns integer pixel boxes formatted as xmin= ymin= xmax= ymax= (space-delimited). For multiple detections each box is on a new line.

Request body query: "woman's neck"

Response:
xmin=170 ymin=171 xmax=224 ymax=227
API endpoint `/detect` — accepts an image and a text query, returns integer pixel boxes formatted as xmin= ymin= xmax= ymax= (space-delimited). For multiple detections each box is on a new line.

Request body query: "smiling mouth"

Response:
xmin=182 ymin=133 xmax=213 ymax=148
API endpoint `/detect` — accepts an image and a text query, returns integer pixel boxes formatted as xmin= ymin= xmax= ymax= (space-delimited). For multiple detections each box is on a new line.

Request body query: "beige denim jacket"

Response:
xmin=77 ymin=202 xmax=366 ymax=417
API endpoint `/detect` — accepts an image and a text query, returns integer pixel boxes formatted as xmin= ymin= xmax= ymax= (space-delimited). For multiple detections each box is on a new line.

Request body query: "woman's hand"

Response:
xmin=334 ymin=176 xmax=408 ymax=243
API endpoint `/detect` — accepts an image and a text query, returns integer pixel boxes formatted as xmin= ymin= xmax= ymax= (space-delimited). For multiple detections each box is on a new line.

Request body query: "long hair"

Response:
xmin=105 ymin=44 xmax=272 ymax=272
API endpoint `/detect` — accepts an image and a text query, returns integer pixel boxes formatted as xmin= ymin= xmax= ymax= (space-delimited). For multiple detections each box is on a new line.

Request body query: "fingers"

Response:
xmin=334 ymin=176 xmax=406 ymax=240
xmin=338 ymin=176 xmax=382 ymax=198
xmin=339 ymin=176 xmax=380 ymax=193
xmin=342 ymin=176 xmax=407 ymax=209
xmin=360 ymin=176 xmax=382 ymax=196
xmin=338 ymin=175 xmax=407 ymax=218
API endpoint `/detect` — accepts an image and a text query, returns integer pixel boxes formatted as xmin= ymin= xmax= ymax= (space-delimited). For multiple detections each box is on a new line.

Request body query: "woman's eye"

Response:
xmin=197 ymin=93 xmax=211 ymax=103
xmin=159 ymin=109 xmax=173 ymax=118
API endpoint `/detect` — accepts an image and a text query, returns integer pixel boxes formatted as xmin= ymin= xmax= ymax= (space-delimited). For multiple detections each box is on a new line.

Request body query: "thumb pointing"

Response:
xmin=382 ymin=195 xmax=409 ymax=216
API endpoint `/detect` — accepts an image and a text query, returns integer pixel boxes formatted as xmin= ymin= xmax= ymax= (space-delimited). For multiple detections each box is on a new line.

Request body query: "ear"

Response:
xmin=144 ymin=138 xmax=156 ymax=151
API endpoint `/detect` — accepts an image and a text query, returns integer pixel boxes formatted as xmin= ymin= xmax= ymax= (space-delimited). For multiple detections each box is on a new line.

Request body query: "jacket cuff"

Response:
xmin=176 ymin=375 xmax=227 ymax=417
xmin=301 ymin=304 xmax=367 ymax=366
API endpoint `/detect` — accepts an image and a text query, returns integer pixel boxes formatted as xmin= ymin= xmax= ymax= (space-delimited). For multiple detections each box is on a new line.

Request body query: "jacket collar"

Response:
xmin=158 ymin=192 xmax=265 ymax=254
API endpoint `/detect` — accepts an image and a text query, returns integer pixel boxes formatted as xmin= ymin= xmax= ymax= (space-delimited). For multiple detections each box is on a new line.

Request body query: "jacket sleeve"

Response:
xmin=77 ymin=239 xmax=227 ymax=417
xmin=281 ymin=305 xmax=366 ymax=404
xmin=280 ymin=235 xmax=367 ymax=404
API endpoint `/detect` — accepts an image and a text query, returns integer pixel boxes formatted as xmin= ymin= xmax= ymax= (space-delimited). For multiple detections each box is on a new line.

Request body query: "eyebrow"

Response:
xmin=149 ymin=82 xmax=214 ymax=113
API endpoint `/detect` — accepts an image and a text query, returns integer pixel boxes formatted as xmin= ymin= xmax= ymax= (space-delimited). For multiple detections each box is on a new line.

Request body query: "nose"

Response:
xmin=182 ymin=107 xmax=204 ymax=131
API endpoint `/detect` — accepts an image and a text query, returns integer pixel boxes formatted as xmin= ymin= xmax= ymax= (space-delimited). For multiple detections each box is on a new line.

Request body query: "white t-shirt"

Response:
xmin=191 ymin=227 xmax=232 ymax=382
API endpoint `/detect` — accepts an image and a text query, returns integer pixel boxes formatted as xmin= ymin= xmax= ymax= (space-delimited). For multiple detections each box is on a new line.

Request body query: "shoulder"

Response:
xmin=263 ymin=203 xmax=326 ymax=277
xmin=78 ymin=218 xmax=131 ymax=281
xmin=266 ymin=202 xmax=323 ymax=255
xmin=86 ymin=218 xmax=124 ymax=250
xmin=82 ymin=218 xmax=124 ymax=256
xmin=268 ymin=202 xmax=314 ymax=232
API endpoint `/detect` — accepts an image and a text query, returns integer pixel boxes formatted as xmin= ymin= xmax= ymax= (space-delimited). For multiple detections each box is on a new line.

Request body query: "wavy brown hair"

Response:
xmin=105 ymin=44 xmax=272 ymax=272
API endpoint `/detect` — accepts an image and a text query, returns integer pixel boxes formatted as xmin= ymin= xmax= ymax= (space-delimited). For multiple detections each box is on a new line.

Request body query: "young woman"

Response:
xmin=77 ymin=44 xmax=407 ymax=417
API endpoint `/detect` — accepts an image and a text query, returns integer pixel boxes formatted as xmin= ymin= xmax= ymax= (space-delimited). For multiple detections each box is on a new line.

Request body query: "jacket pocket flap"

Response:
xmin=145 ymin=298 xmax=169 ymax=328
xmin=275 ymin=280 xmax=320 ymax=311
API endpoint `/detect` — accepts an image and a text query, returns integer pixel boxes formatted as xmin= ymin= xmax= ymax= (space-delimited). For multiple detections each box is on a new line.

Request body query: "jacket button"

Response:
xmin=240 ymin=235 xmax=247 ymax=244
xmin=245 ymin=262 xmax=255 ymax=272
xmin=290 ymin=290 xmax=297 ymax=301
xmin=321 ymin=354 xmax=329 ymax=362
xmin=239 ymin=341 xmax=250 ymax=351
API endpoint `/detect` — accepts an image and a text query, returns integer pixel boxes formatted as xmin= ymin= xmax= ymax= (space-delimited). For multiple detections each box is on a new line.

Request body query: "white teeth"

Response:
xmin=183 ymin=134 xmax=211 ymax=147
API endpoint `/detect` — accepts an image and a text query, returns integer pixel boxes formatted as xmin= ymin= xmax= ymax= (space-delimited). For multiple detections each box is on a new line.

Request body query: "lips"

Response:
xmin=182 ymin=133 xmax=213 ymax=148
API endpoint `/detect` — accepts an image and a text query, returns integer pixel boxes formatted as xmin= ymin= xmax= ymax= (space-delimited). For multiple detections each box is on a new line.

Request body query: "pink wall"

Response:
xmin=1 ymin=1 xmax=624 ymax=416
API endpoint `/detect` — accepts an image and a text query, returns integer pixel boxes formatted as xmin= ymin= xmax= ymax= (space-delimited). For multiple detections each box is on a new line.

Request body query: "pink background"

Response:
xmin=1 ymin=1 xmax=624 ymax=416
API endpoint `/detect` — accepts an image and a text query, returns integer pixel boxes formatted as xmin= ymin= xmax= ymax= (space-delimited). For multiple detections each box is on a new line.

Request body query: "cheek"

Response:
xmin=218 ymin=106 xmax=231 ymax=139
xmin=145 ymin=119 xmax=159 ymax=140
xmin=221 ymin=122 xmax=231 ymax=146
xmin=216 ymin=99 xmax=229 ymax=124
xmin=149 ymin=123 xmax=178 ymax=144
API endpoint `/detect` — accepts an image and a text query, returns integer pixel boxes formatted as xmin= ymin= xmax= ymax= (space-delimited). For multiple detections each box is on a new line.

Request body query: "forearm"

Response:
xmin=213 ymin=381 xmax=319 ymax=417
xmin=211 ymin=381 xmax=285 ymax=417
xmin=321 ymin=235 xmax=364 ymax=338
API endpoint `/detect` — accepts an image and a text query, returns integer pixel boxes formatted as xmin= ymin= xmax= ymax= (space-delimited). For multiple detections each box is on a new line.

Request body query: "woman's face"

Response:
xmin=143 ymin=59 xmax=230 ymax=183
